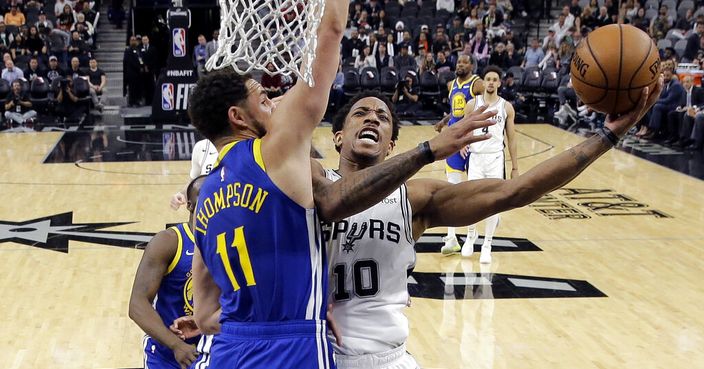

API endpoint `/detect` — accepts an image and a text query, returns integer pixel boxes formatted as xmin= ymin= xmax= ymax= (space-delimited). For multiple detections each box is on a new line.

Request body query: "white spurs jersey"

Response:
xmin=322 ymin=169 xmax=416 ymax=356
xmin=468 ymin=95 xmax=508 ymax=154
xmin=190 ymin=139 xmax=219 ymax=178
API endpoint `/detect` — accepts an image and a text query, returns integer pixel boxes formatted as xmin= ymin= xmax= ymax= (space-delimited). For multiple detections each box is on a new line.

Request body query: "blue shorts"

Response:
xmin=144 ymin=336 xmax=181 ymax=369
xmin=446 ymin=151 xmax=469 ymax=173
xmin=209 ymin=320 xmax=335 ymax=369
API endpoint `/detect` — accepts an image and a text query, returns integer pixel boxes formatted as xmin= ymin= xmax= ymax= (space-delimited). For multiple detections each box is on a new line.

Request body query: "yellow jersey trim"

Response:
xmin=445 ymin=163 xmax=465 ymax=174
xmin=183 ymin=222 xmax=195 ymax=243
xmin=165 ymin=227 xmax=182 ymax=275
xmin=213 ymin=141 xmax=240 ymax=168
xmin=253 ymin=138 xmax=266 ymax=172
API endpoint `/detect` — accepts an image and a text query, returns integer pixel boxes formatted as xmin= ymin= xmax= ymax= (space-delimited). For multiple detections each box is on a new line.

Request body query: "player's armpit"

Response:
xmin=192 ymin=246 xmax=222 ymax=335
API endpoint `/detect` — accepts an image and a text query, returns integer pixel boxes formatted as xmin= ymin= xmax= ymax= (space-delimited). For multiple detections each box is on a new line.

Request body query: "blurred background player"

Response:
xmin=458 ymin=66 xmax=518 ymax=263
xmin=435 ymin=55 xmax=484 ymax=254
xmin=170 ymin=139 xmax=218 ymax=210
xmin=129 ymin=175 xmax=206 ymax=369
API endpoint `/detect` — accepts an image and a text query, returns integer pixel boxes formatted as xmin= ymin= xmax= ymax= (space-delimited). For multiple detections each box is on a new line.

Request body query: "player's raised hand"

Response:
xmin=428 ymin=105 xmax=496 ymax=160
xmin=170 ymin=192 xmax=187 ymax=210
xmin=605 ymin=76 xmax=663 ymax=137
xmin=170 ymin=316 xmax=202 ymax=340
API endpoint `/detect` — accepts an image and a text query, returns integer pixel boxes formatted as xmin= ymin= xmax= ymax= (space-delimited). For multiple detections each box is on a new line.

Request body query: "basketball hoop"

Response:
xmin=206 ymin=0 xmax=326 ymax=87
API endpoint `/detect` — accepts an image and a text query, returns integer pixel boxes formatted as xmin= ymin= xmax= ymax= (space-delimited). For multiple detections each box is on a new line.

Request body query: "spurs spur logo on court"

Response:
xmin=0 ymin=212 xmax=153 ymax=253
xmin=572 ymin=54 xmax=590 ymax=78
xmin=530 ymin=188 xmax=671 ymax=220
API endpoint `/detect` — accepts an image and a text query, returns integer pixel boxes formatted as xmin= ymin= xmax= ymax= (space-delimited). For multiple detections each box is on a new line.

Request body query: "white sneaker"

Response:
xmin=441 ymin=235 xmax=460 ymax=256
xmin=555 ymin=105 xmax=566 ymax=117
xmin=479 ymin=242 xmax=492 ymax=264
xmin=461 ymin=230 xmax=477 ymax=257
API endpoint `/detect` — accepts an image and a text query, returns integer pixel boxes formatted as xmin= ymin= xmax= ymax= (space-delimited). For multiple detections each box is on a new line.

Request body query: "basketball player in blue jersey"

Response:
xmin=129 ymin=175 xmax=207 ymax=369
xmin=319 ymin=76 xmax=663 ymax=368
xmin=435 ymin=55 xmax=486 ymax=255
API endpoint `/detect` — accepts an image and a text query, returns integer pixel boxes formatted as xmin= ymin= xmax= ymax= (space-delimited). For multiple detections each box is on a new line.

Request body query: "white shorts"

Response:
xmin=335 ymin=343 xmax=420 ymax=369
xmin=467 ymin=151 xmax=505 ymax=180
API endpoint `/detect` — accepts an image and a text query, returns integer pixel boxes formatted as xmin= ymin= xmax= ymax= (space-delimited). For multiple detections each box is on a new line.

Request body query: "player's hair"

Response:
xmin=482 ymin=65 xmax=503 ymax=79
xmin=186 ymin=174 xmax=208 ymax=204
xmin=331 ymin=91 xmax=400 ymax=152
xmin=188 ymin=69 xmax=252 ymax=141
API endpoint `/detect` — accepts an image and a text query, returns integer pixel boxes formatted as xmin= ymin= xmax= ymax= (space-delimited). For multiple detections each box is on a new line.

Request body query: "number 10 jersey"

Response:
xmin=322 ymin=169 xmax=416 ymax=356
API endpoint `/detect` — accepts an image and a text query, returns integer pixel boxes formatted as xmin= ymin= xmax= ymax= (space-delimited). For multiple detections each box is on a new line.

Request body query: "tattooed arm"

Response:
xmin=409 ymin=81 xmax=663 ymax=239
xmin=313 ymin=107 xmax=497 ymax=222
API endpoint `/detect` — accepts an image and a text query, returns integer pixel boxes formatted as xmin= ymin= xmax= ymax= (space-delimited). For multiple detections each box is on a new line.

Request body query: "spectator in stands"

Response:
xmin=555 ymin=78 xmax=578 ymax=125
xmin=664 ymin=75 xmax=703 ymax=146
xmin=538 ymin=43 xmax=558 ymax=70
xmin=0 ymin=23 xmax=10 ymax=53
xmin=400 ymin=31 xmax=414 ymax=55
xmin=68 ymin=56 xmax=85 ymax=79
xmin=2 ymin=60 xmax=23 ymax=84
xmin=193 ymin=34 xmax=207 ymax=76
xmin=683 ymin=21 xmax=704 ymax=63
xmin=449 ymin=17 xmax=464 ymax=40
xmin=464 ymin=7 xmax=481 ymax=32
xmin=394 ymin=44 xmax=416 ymax=70
xmin=650 ymin=6 xmax=671 ymax=40
xmin=55 ymin=74 xmax=82 ymax=122
xmin=467 ymin=30 xmax=489 ymax=68
xmin=629 ymin=7 xmax=648 ymax=32
xmin=543 ymin=29 xmax=557 ymax=50
xmin=550 ymin=14 xmax=570 ymax=46
xmin=451 ymin=33 xmax=464 ymax=56
xmin=505 ymin=42 xmax=522 ymax=67
xmin=383 ymin=34 xmax=395 ymax=57
xmin=437 ymin=0 xmax=455 ymax=13
xmin=330 ymin=62 xmax=344 ymax=109
xmin=419 ymin=52 xmax=436 ymax=74
xmin=81 ymin=2 xmax=97 ymax=25
xmin=342 ymin=28 xmax=365 ymax=62
xmin=206 ymin=30 xmax=218 ymax=61
xmin=358 ymin=27 xmax=370 ymax=46
xmin=55 ymin=0 xmax=71 ymax=17
xmin=637 ymin=64 xmax=683 ymax=139
xmin=87 ymin=58 xmax=106 ymax=110
xmin=436 ymin=51 xmax=453 ymax=73
xmin=48 ymin=26 xmax=70 ymax=67
xmin=5 ymin=80 xmax=36 ymax=127
xmin=376 ymin=42 xmax=392 ymax=70
xmin=596 ymin=6 xmax=612 ymax=27
xmin=26 ymin=26 xmax=46 ymax=58
xmin=373 ymin=10 xmax=390 ymax=30
xmin=523 ymin=38 xmax=544 ymax=68
xmin=261 ymin=62 xmax=284 ymax=98
xmin=73 ymin=13 xmax=94 ymax=44
xmin=569 ymin=0 xmax=582 ymax=17
xmin=489 ymin=42 xmax=508 ymax=69
xmin=392 ymin=21 xmax=404 ymax=45
xmin=5 ymin=5 xmax=24 ymax=27
xmin=46 ymin=55 xmax=65 ymax=83
xmin=504 ymin=29 xmax=523 ymax=52
xmin=68 ymin=31 xmax=89 ymax=66
xmin=482 ymin=4 xmax=504 ymax=39
xmin=9 ymin=34 xmax=28 ymax=62
xmin=432 ymin=26 xmax=450 ymax=54
xmin=58 ymin=4 xmax=76 ymax=30
xmin=675 ymin=8 xmax=695 ymax=37
xmin=417 ymin=31 xmax=431 ymax=54
xmin=392 ymin=71 xmax=420 ymax=116
xmin=355 ymin=44 xmax=376 ymax=71
xmin=24 ymin=57 xmax=45 ymax=81
xmin=36 ymin=11 xmax=53 ymax=30
xmin=626 ymin=0 xmax=640 ymax=20
xmin=581 ymin=6 xmax=597 ymax=30
xmin=140 ymin=35 xmax=156 ymax=104
xmin=123 ymin=36 xmax=142 ymax=107
xmin=557 ymin=42 xmax=574 ymax=74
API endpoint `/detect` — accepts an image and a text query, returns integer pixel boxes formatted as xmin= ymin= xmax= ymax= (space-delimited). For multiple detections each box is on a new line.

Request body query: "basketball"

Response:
xmin=570 ymin=24 xmax=661 ymax=115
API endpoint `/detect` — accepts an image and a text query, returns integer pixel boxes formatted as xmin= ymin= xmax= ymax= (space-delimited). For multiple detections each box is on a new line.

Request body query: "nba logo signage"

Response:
xmin=172 ymin=28 xmax=186 ymax=57
xmin=162 ymin=83 xmax=174 ymax=111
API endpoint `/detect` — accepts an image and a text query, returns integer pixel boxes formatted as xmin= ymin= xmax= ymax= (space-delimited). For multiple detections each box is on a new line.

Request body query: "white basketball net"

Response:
xmin=206 ymin=0 xmax=326 ymax=86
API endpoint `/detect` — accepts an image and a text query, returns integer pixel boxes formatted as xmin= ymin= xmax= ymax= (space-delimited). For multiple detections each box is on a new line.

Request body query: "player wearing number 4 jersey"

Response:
xmin=317 ymin=77 xmax=662 ymax=368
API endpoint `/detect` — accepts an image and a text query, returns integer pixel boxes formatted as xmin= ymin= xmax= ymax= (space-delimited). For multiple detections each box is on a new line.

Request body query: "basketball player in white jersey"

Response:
xmin=318 ymin=74 xmax=662 ymax=368
xmin=170 ymin=139 xmax=218 ymax=210
xmin=461 ymin=66 xmax=518 ymax=263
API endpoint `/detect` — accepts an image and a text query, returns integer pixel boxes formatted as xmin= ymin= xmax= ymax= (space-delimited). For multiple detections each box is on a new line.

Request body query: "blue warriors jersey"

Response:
xmin=448 ymin=75 xmax=481 ymax=126
xmin=194 ymin=139 xmax=327 ymax=323
xmin=144 ymin=223 xmax=200 ymax=368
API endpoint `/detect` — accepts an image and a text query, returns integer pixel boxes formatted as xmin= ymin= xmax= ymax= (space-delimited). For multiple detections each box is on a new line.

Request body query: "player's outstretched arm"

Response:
xmin=312 ymin=107 xmax=496 ymax=222
xmin=192 ymin=246 xmax=222 ymax=335
xmin=409 ymin=79 xmax=663 ymax=239
xmin=128 ymin=230 xmax=198 ymax=367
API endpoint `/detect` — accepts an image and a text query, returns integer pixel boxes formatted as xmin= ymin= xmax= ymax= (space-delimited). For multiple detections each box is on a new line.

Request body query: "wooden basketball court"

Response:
xmin=2 ymin=124 xmax=703 ymax=368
